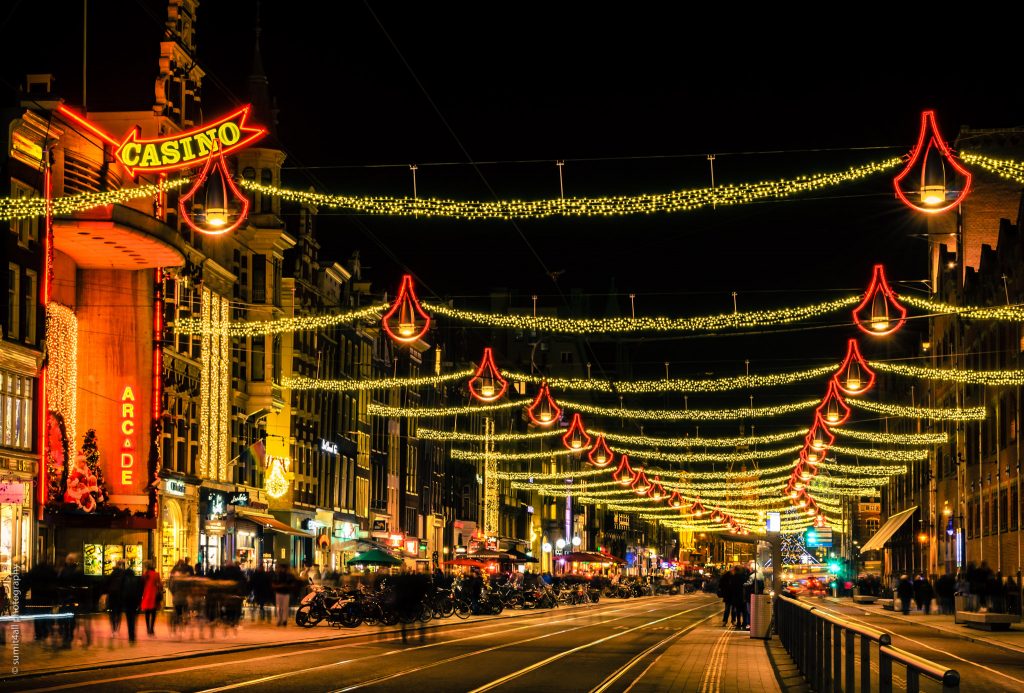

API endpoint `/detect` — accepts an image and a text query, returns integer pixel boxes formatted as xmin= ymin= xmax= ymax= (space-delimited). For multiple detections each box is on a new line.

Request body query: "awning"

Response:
xmin=860 ymin=506 xmax=918 ymax=553
xmin=235 ymin=510 xmax=311 ymax=538
xmin=559 ymin=551 xmax=626 ymax=565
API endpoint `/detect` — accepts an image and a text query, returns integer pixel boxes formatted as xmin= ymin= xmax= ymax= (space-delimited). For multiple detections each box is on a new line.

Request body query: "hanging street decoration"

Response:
xmin=383 ymin=275 xmax=432 ymax=343
xmin=807 ymin=414 xmax=835 ymax=451
xmin=562 ymin=412 xmax=593 ymax=451
xmin=834 ymin=339 xmax=875 ymax=394
xmin=587 ymin=435 xmax=615 ymax=468
xmin=853 ymin=265 xmax=907 ymax=336
xmin=468 ymin=348 xmax=509 ymax=402
xmin=893 ymin=110 xmax=971 ymax=214
xmin=612 ymin=455 xmax=635 ymax=486
xmin=816 ymin=379 xmax=851 ymax=425
xmin=178 ymin=144 xmax=250 ymax=234
xmin=526 ymin=382 xmax=562 ymax=426
xmin=847 ymin=398 xmax=986 ymax=421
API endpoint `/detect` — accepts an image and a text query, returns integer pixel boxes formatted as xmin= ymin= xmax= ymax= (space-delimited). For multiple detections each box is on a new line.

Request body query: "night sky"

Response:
xmin=4 ymin=3 xmax=1023 ymax=433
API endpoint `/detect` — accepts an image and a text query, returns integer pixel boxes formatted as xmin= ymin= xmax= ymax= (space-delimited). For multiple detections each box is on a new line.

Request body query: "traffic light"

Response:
xmin=828 ymin=561 xmax=841 ymax=574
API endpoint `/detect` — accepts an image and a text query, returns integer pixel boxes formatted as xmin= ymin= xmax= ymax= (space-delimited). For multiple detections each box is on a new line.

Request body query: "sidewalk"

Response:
xmin=0 ymin=604 xmax=554 ymax=680
xmin=825 ymin=597 xmax=1024 ymax=654
xmin=631 ymin=621 xmax=785 ymax=693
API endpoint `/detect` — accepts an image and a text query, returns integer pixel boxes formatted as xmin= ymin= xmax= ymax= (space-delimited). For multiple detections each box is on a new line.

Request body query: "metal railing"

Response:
xmin=776 ymin=595 xmax=960 ymax=692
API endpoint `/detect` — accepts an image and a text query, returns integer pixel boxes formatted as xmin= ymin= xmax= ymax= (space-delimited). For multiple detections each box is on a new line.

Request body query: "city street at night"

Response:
xmin=3 ymin=3 xmax=1024 ymax=692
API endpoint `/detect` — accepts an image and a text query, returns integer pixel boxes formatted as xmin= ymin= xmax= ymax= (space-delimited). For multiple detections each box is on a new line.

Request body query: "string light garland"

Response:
xmin=561 ymin=398 xmax=819 ymax=421
xmin=961 ymin=152 xmax=1024 ymax=185
xmin=418 ymin=428 xmax=558 ymax=443
xmin=847 ymin=399 xmax=986 ymax=421
xmin=46 ymin=303 xmax=78 ymax=452
xmin=424 ymin=297 xmax=859 ymax=334
xmin=609 ymin=444 xmax=803 ymax=464
xmin=497 ymin=469 xmax=608 ymax=481
xmin=595 ymin=429 xmax=807 ymax=449
xmin=0 ymin=177 xmax=190 ymax=221
xmin=828 ymin=445 xmax=929 ymax=461
xmin=900 ymin=294 xmax=1024 ymax=322
xmin=368 ymin=399 xmax=522 ymax=417
xmin=818 ymin=461 xmax=907 ymax=476
xmin=283 ymin=370 xmax=473 ymax=392
xmin=870 ymin=361 xmax=1024 ymax=386
xmin=832 ymin=428 xmax=947 ymax=445
xmin=450 ymin=447 xmax=578 ymax=462
xmin=504 ymin=364 xmax=837 ymax=394
xmin=236 ymin=158 xmax=901 ymax=221
xmin=175 ymin=303 xmax=386 ymax=337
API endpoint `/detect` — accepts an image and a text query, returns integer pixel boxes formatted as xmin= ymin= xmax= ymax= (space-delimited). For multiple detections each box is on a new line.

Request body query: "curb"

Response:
xmin=2 ymin=597 xmax=622 ymax=682
xmin=824 ymin=597 xmax=1024 ymax=655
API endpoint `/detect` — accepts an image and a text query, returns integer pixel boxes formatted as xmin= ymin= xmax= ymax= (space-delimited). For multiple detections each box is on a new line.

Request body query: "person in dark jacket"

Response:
xmin=718 ymin=569 xmax=733 ymax=626
xmin=105 ymin=560 xmax=128 ymax=634
xmin=120 ymin=568 xmax=143 ymax=642
xmin=26 ymin=560 xmax=58 ymax=641
xmin=896 ymin=575 xmax=914 ymax=615
xmin=914 ymin=575 xmax=935 ymax=615
xmin=935 ymin=573 xmax=955 ymax=614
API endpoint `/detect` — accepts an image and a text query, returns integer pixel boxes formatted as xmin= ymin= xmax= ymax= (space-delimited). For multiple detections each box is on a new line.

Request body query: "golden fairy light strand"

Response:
xmin=561 ymin=398 xmax=819 ymax=421
xmin=236 ymin=158 xmax=901 ymax=220
xmin=497 ymin=469 xmax=608 ymax=481
xmin=595 ymin=429 xmax=808 ymax=449
xmin=283 ymin=370 xmax=473 ymax=391
xmin=900 ymin=294 xmax=1024 ymax=322
xmin=0 ymin=177 xmax=191 ymax=221
xmin=870 ymin=361 xmax=1024 ymax=386
xmin=424 ymin=297 xmax=859 ymax=334
xmin=609 ymin=444 xmax=803 ymax=464
xmin=829 ymin=445 xmax=929 ymax=461
xmin=450 ymin=447 xmax=579 ymax=462
xmin=847 ymin=399 xmax=986 ymax=421
xmin=419 ymin=428 xmax=559 ymax=443
xmin=831 ymin=428 xmax=948 ymax=445
xmin=960 ymin=152 xmax=1024 ymax=184
xmin=818 ymin=461 xmax=907 ymax=476
xmin=175 ymin=303 xmax=386 ymax=337
xmin=368 ymin=399 xmax=522 ymax=417
xmin=503 ymin=364 xmax=837 ymax=393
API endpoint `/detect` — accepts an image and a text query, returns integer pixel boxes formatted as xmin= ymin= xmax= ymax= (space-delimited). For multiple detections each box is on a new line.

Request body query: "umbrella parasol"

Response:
xmin=349 ymin=549 xmax=403 ymax=566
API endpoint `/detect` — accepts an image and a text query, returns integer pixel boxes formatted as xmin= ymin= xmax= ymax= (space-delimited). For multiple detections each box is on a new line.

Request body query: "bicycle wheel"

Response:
xmin=338 ymin=603 xmax=363 ymax=628
xmin=454 ymin=599 xmax=471 ymax=619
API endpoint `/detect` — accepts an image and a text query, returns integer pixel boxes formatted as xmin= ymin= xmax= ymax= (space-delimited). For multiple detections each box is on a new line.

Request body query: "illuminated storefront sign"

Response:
xmin=228 ymin=491 xmax=250 ymax=506
xmin=389 ymin=533 xmax=404 ymax=548
xmin=0 ymin=481 xmax=25 ymax=504
xmin=165 ymin=479 xmax=186 ymax=496
xmin=334 ymin=522 xmax=358 ymax=540
xmin=320 ymin=439 xmax=338 ymax=455
xmin=405 ymin=538 xmax=419 ymax=555
xmin=119 ymin=385 xmax=136 ymax=486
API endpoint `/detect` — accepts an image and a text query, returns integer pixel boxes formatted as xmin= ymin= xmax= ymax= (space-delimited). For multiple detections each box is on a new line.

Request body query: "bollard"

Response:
xmin=861 ymin=634 xmax=871 ymax=693
xmin=833 ymin=622 xmax=843 ymax=693
xmin=845 ymin=629 xmax=855 ymax=693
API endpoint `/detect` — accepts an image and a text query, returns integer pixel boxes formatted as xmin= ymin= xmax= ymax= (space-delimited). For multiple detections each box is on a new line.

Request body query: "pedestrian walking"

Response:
xmin=717 ymin=568 xmax=733 ymax=626
xmin=169 ymin=560 xmax=191 ymax=632
xmin=935 ymin=573 xmax=955 ymax=614
xmin=104 ymin=560 xmax=128 ymax=634
xmin=271 ymin=562 xmax=296 ymax=626
xmin=140 ymin=560 xmax=163 ymax=635
xmin=914 ymin=575 xmax=935 ymax=615
xmin=121 ymin=567 xmax=143 ymax=642
xmin=897 ymin=574 xmax=914 ymax=615
xmin=26 ymin=559 xmax=58 ymax=641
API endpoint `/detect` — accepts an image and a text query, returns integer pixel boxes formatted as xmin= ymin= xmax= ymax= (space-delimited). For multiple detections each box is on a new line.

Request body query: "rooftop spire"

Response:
xmin=248 ymin=0 xmax=277 ymax=137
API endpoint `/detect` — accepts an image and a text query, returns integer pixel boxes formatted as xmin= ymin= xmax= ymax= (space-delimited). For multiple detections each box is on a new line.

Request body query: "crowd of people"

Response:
xmin=715 ymin=564 xmax=765 ymax=630
xmin=854 ymin=561 xmax=1022 ymax=616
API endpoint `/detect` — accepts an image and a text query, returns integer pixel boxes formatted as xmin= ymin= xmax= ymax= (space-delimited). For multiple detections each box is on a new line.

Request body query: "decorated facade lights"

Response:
xmin=468 ymin=347 xmax=508 ymax=402
xmin=562 ymin=412 xmax=593 ymax=451
xmin=894 ymin=110 xmax=972 ymax=214
xmin=382 ymin=275 xmax=431 ymax=343
xmin=587 ymin=434 xmax=615 ymax=468
xmin=808 ymin=414 xmax=835 ymax=451
xmin=834 ymin=338 xmax=876 ymax=395
xmin=612 ymin=455 xmax=635 ymax=486
xmin=631 ymin=470 xmax=652 ymax=496
xmin=178 ymin=141 xmax=250 ymax=235
xmin=853 ymin=265 xmax=907 ymax=336
xmin=526 ymin=382 xmax=562 ymax=426
xmin=816 ymin=379 xmax=851 ymax=425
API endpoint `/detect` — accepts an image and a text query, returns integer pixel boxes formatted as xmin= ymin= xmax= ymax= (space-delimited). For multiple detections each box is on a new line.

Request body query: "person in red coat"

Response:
xmin=139 ymin=560 xmax=164 ymax=635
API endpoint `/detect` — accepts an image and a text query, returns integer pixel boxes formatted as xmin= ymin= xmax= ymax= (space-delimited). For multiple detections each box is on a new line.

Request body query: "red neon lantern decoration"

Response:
xmin=527 ymin=382 xmax=562 ymax=427
xmin=668 ymin=491 xmax=683 ymax=509
xmin=815 ymin=379 xmax=851 ymax=426
xmin=631 ymin=470 xmax=651 ymax=496
xmin=649 ymin=477 xmax=665 ymax=501
xmin=611 ymin=454 xmax=634 ymax=486
xmin=853 ymin=265 xmax=907 ymax=336
xmin=807 ymin=414 xmax=835 ymax=452
xmin=562 ymin=413 xmax=592 ymax=452
xmin=689 ymin=497 xmax=706 ymax=518
xmin=382 ymin=275 xmax=431 ymax=344
xmin=178 ymin=146 xmax=250 ymax=235
xmin=710 ymin=508 xmax=724 ymax=523
xmin=893 ymin=110 xmax=972 ymax=214
xmin=834 ymin=339 xmax=876 ymax=395
xmin=468 ymin=348 xmax=508 ymax=402
xmin=587 ymin=435 xmax=614 ymax=468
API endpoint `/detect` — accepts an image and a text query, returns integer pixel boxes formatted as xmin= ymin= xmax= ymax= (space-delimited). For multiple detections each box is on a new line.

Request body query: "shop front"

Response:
xmin=237 ymin=508 xmax=311 ymax=569
xmin=0 ymin=474 xmax=34 ymax=579
xmin=157 ymin=476 xmax=196 ymax=579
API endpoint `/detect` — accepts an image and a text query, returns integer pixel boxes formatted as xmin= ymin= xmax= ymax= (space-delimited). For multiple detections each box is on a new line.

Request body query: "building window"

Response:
xmin=0 ymin=370 xmax=33 ymax=450
xmin=6 ymin=264 xmax=19 ymax=340
xmin=10 ymin=180 xmax=39 ymax=245
xmin=560 ymin=351 xmax=573 ymax=364
xmin=251 ymin=336 xmax=265 ymax=382
xmin=24 ymin=269 xmax=37 ymax=345
xmin=251 ymin=255 xmax=266 ymax=303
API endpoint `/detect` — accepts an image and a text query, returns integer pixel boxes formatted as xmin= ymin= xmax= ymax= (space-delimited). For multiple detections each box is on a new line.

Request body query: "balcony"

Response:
xmin=54 ymin=204 xmax=186 ymax=269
